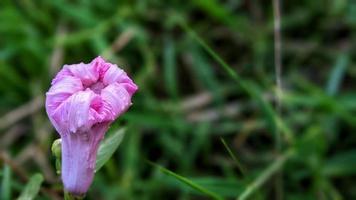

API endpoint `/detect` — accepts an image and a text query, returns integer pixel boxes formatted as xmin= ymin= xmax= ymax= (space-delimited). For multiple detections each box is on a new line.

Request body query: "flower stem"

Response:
xmin=64 ymin=191 xmax=85 ymax=200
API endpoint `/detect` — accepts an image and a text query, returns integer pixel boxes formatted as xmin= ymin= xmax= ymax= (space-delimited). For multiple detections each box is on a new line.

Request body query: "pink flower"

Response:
xmin=45 ymin=56 xmax=137 ymax=195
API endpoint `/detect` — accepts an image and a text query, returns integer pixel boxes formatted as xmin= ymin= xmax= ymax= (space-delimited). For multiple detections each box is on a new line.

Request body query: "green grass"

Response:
xmin=1 ymin=0 xmax=356 ymax=199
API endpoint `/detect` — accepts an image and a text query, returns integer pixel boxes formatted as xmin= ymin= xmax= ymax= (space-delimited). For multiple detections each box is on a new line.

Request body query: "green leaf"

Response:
xmin=1 ymin=165 xmax=11 ymax=200
xmin=163 ymin=35 xmax=178 ymax=99
xmin=95 ymin=128 xmax=126 ymax=172
xmin=148 ymin=161 xmax=224 ymax=200
xmin=322 ymin=149 xmax=356 ymax=177
xmin=191 ymin=177 xmax=244 ymax=197
xmin=17 ymin=173 xmax=43 ymax=200
xmin=326 ymin=53 xmax=348 ymax=96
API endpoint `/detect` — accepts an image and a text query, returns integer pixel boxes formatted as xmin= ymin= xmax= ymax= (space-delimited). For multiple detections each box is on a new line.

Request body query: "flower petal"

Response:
xmin=65 ymin=63 xmax=99 ymax=87
xmin=91 ymin=56 xmax=110 ymax=80
xmin=100 ymin=82 xmax=133 ymax=119
xmin=102 ymin=64 xmax=126 ymax=85
xmin=61 ymin=123 xmax=108 ymax=195
xmin=46 ymin=76 xmax=83 ymax=116
xmin=50 ymin=89 xmax=99 ymax=135
xmin=51 ymin=68 xmax=73 ymax=85
xmin=102 ymin=65 xmax=138 ymax=95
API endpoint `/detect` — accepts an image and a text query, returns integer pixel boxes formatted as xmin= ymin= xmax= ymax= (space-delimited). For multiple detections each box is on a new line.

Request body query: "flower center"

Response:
xmin=88 ymin=82 xmax=105 ymax=94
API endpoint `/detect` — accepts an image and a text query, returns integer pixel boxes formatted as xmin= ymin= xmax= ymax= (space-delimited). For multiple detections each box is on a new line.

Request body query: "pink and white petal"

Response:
xmin=121 ymin=81 xmax=138 ymax=96
xmin=102 ymin=65 xmax=126 ymax=85
xmin=102 ymin=65 xmax=138 ymax=95
xmin=47 ymin=76 xmax=83 ymax=95
xmin=65 ymin=63 xmax=99 ymax=87
xmin=51 ymin=68 xmax=74 ymax=85
xmin=46 ymin=76 xmax=83 ymax=114
xmin=90 ymin=56 xmax=110 ymax=79
xmin=46 ymin=93 xmax=71 ymax=116
xmin=100 ymin=82 xmax=133 ymax=119
xmin=50 ymin=90 xmax=99 ymax=134
xmin=88 ymin=96 xmax=110 ymax=123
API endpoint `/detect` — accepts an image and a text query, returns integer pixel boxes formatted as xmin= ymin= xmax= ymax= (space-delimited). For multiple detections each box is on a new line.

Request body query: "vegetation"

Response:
xmin=1 ymin=0 xmax=355 ymax=199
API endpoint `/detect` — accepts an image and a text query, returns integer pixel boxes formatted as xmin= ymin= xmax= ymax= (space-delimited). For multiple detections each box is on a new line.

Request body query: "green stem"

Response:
xmin=64 ymin=191 xmax=85 ymax=200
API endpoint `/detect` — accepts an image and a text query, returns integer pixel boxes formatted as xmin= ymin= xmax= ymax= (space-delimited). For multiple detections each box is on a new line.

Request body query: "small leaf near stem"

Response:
xmin=51 ymin=139 xmax=62 ymax=174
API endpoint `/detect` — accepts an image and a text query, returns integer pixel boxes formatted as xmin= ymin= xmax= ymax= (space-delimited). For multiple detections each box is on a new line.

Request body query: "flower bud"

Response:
xmin=45 ymin=56 xmax=137 ymax=195
xmin=51 ymin=139 xmax=62 ymax=158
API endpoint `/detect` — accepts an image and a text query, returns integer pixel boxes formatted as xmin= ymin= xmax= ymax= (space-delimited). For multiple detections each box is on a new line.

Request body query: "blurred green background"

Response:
xmin=1 ymin=0 xmax=356 ymax=199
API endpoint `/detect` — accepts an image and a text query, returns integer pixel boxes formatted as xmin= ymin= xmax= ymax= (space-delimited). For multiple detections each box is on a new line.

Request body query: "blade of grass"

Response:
xmin=326 ymin=53 xmax=348 ymax=96
xmin=188 ymin=44 xmax=223 ymax=104
xmin=1 ymin=164 xmax=11 ymax=200
xmin=273 ymin=0 xmax=283 ymax=151
xmin=237 ymin=149 xmax=294 ymax=200
xmin=272 ymin=0 xmax=283 ymax=198
xmin=292 ymin=76 xmax=356 ymax=125
xmin=147 ymin=160 xmax=224 ymax=200
xmin=17 ymin=173 xmax=44 ymax=200
xmin=322 ymin=149 xmax=356 ymax=177
xmin=161 ymin=176 xmax=244 ymax=198
xmin=178 ymin=20 xmax=294 ymax=143
xmin=190 ymin=177 xmax=244 ymax=198
xmin=163 ymin=35 xmax=178 ymax=99
xmin=220 ymin=138 xmax=246 ymax=176
xmin=192 ymin=0 xmax=253 ymax=41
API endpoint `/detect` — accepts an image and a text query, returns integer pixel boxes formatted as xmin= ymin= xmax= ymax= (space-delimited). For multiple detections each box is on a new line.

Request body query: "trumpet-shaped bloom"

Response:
xmin=45 ymin=56 xmax=138 ymax=195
